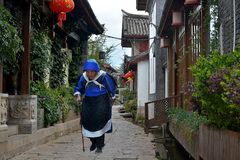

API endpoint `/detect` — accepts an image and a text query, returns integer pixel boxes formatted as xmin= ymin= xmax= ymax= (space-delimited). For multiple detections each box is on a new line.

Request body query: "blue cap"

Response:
xmin=83 ymin=59 xmax=100 ymax=72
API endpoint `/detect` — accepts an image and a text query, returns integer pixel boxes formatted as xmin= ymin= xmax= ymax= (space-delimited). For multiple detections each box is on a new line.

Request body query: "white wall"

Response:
xmin=149 ymin=2 xmax=156 ymax=94
xmin=137 ymin=60 xmax=149 ymax=115
xmin=164 ymin=67 xmax=168 ymax=98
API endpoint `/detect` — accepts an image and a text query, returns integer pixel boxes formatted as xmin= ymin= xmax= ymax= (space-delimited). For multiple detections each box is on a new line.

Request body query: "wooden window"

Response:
xmin=190 ymin=10 xmax=201 ymax=62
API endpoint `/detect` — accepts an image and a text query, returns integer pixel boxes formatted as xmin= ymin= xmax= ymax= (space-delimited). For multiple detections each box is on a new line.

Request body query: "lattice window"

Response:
xmin=190 ymin=11 xmax=201 ymax=62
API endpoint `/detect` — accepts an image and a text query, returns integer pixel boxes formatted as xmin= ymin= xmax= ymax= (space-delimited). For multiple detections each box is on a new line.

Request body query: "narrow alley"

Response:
xmin=9 ymin=106 xmax=156 ymax=160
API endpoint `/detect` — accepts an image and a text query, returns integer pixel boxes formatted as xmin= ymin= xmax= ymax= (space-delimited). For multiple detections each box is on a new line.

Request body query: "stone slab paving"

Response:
xmin=10 ymin=105 xmax=157 ymax=160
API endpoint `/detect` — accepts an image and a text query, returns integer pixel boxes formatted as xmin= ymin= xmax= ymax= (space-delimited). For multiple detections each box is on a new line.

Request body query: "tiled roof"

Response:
xmin=126 ymin=51 xmax=149 ymax=69
xmin=121 ymin=10 xmax=149 ymax=47
xmin=122 ymin=10 xmax=149 ymax=38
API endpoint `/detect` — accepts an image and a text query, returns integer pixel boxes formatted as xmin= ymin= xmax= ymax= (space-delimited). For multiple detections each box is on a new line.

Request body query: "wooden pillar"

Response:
xmin=20 ymin=0 xmax=32 ymax=95
xmin=79 ymin=34 xmax=89 ymax=74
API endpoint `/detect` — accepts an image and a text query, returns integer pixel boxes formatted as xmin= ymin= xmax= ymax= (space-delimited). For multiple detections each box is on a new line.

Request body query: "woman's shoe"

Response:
xmin=90 ymin=144 xmax=96 ymax=151
xmin=95 ymin=147 xmax=102 ymax=153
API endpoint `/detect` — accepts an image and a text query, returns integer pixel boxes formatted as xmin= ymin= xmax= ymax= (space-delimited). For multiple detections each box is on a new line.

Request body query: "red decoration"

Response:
xmin=123 ymin=71 xmax=134 ymax=79
xmin=49 ymin=0 xmax=75 ymax=28
xmin=184 ymin=0 xmax=200 ymax=5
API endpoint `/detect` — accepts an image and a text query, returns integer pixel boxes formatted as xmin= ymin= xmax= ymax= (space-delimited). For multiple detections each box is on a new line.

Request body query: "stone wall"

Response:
xmin=8 ymin=95 xmax=37 ymax=134
xmin=0 ymin=118 xmax=80 ymax=160
xmin=0 ymin=94 xmax=8 ymax=143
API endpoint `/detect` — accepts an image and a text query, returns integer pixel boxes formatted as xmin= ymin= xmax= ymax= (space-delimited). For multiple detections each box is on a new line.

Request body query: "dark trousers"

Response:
xmin=90 ymin=134 xmax=105 ymax=148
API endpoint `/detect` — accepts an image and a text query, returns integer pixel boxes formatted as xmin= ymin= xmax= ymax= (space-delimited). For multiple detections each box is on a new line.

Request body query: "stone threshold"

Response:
xmin=0 ymin=118 xmax=80 ymax=160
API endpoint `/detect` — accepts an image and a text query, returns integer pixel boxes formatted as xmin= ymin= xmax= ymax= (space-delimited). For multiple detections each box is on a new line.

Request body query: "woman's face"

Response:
xmin=86 ymin=70 xmax=97 ymax=80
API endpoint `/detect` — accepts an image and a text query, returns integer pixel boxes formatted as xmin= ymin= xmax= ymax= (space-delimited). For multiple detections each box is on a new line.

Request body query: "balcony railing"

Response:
xmin=144 ymin=93 xmax=183 ymax=133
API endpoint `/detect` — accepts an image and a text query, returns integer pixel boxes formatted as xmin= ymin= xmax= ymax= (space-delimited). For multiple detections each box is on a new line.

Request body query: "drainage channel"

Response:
xmin=151 ymin=128 xmax=194 ymax=160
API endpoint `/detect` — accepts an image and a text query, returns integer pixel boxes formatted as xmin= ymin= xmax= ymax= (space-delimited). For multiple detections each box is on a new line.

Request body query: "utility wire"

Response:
xmin=103 ymin=34 xmax=156 ymax=41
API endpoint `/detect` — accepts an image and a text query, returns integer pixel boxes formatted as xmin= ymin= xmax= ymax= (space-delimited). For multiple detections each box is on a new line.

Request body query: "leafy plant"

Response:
xmin=56 ymin=86 xmax=73 ymax=122
xmin=0 ymin=5 xmax=22 ymax=73
xmin=31 ymin=82 xmax=60 ymax=126
xmin=167 ymin=107 xmax=208 ymax=133
xmin=88 ymin=32 xmax=115 ymax=68
xmin=31 ymin=81 xmax=78 ymax=125
xmin=135 ymin=114 xmax=145 ymax=126
xmin=50 ymin=36 xmax=71 ymax=88
xmin=191 ymin=50 xmax=240 ymax=131
xmin=31 ymin=30 xmax=52 ymax=82
xmin=69 ymin=46 xmax=82 ymax=85
xmin=122 ymin=89 xmax=136 ymax=103
xmin=124 ymin=99 xmax=137 ymax=119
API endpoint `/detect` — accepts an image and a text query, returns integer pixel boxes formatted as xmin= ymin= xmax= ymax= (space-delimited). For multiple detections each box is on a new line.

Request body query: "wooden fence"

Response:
xmin=144 ymin=94 xmax=183 ymax=133
xmin=199 ymin=125 xmax=240 ymax=160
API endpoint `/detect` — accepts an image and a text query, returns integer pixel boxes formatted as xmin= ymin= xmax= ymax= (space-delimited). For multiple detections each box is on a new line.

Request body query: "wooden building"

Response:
xmin=0 ymin=0 xmax=104 ymax=94
xmin=158 ymin=0 xmax=209 ymax=108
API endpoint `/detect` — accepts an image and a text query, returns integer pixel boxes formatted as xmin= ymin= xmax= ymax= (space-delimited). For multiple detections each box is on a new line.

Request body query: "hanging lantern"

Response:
xmin=99 ymin=51 xmax=105 ymax=59
xmin=172 ymin=10 xmax=183 ymax=27
xmin=49 ymin=0 xmax=75 ymax=28
xmin=127 ymin=77 xmax=133 ymax=81
xmin=160 ymin=37 xmax=170 ymax=48
xmin=184 ymin=0 xmax=200 ymax=5
xmin=123 ymin=71 xmax=134 ymax=79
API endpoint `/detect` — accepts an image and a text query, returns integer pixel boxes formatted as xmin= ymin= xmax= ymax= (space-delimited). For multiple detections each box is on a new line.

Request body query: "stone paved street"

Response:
xmin=10 ymin=105 xmax=156 ymax=160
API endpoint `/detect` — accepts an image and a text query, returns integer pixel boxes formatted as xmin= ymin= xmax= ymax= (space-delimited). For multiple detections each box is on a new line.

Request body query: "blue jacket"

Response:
xmin=74 ymin=70 xmax=116 ymax=98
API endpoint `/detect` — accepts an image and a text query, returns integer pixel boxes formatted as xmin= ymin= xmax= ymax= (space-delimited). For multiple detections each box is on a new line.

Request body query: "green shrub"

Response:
xmin=31 ymin=30 xmax=52 ymax=81
xmin=56 ymin=86 xmax=74 ymax=122
xmin=0 ymin=5 xmax=22 ymax=74
xmin=191 ymin=50 xmax=240 ymax=131
xmin=135 ymin=114 xmax=145 ymax=126
xmin=31 ymin=82 xmax=60 ymax=126
xmin=124 ymin=99 xmax=137 ymax=119
xmin=122 ymin=89 xmax=136 ymax=102
xmin=31 ymin=82 xmax=76 ymax=126
xmin=167 ymin=107 xmax=208 ymax=133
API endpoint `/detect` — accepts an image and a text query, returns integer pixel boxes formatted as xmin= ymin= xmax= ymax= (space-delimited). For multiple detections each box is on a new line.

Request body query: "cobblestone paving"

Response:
xmin=10 ymin=105 xmax=156 ymax=160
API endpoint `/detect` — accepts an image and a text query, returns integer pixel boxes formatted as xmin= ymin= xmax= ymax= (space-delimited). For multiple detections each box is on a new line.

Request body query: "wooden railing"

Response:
xmin=144 ymin=94 xmax=183 ymax=133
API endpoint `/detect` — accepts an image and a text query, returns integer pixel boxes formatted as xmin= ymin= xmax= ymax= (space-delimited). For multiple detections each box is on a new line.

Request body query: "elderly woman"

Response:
xmin=74 ymin=59 xmax=116 ymax=153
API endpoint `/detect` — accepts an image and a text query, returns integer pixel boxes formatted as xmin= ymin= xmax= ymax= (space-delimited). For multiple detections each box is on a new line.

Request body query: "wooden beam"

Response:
xmin=20 ymin=1 xmax=32 ymax=95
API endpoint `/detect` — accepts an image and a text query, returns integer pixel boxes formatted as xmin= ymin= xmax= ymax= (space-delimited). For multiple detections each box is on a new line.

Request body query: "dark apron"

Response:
xmin=81 ymin=94 xmax=112 ymax=133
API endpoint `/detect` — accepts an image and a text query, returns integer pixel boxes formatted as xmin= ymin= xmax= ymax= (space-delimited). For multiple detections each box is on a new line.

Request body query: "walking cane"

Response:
xmin=81 ymin=115 xmax=85 ymax=152
xmin=79 ymin=101 xmax=85 ymax=152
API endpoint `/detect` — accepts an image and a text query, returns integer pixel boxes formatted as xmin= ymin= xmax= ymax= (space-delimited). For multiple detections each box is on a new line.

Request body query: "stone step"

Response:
xmin=118 ymin=107 xmax=126 ymax=113
xmin=8 ymin=125 xmax=18 ymax=137
xmin=120 ymin=112 xmax=133 ymax=118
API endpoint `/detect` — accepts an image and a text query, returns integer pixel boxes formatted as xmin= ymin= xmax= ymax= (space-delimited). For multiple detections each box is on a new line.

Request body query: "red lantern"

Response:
xmin=123 ymin=71 xmax=134 ymax=79
xmin=49 ymin=0 xmax=75 ymax=28
xmin=184 ymin=0 xmax=200 ymax=6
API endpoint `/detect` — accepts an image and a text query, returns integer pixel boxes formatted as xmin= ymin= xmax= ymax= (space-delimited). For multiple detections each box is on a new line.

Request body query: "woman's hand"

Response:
xmin=75 ymin=95 xmax=81 ymax=102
